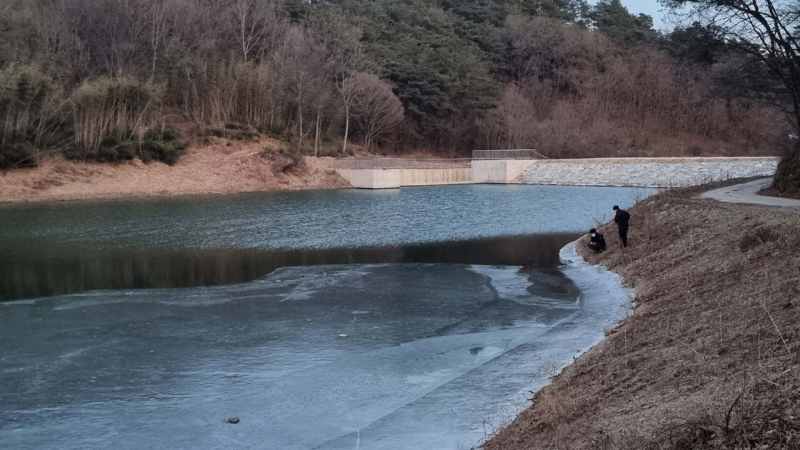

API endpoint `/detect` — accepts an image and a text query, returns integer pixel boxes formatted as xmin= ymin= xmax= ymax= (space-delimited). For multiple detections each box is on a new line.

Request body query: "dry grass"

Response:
xmin=485 ymin=182 xmax=800 ymax=450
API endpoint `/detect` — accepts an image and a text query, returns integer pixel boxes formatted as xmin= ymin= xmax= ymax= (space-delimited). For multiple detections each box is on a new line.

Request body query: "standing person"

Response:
xmin=613 ymin=205 xmax=630 ymax=248
xmin=587 ymin=229 xmax=606 ymax=254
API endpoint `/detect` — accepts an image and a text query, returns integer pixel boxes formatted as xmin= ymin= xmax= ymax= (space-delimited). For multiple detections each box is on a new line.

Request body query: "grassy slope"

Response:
xmin=485 ymin=183 xmax=800 ymax=449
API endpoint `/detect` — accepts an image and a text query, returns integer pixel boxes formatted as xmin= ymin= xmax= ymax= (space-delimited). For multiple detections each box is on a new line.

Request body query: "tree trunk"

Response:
xmin=151 ymin=48 xmax=158 ymax=82
xmin=314 ymin=103 xmax=321 ymax=157
xmin=298 ymin=101 xmax=304 ymax=149
xmin=365 ymin=134 xmax=373 ymax=152
xmin=342 ymin=104 xmax=350 ymax=154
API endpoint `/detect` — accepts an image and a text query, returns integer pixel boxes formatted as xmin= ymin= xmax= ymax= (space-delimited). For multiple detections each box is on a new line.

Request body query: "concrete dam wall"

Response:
xmin=335 ymin=168 xmax=401 ymax=189
xmin=335 ymin=168 xmax=472 ymax=189
xmin=335 ymin=157 xmax=780 ymax=189
xmin=401 ymin=168 xmax=472 ymax=186
xmin=472 ymin=160 xmax=537 ymax=184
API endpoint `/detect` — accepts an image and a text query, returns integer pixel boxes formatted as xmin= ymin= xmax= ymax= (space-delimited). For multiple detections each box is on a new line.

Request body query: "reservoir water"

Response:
xmin=0 ymin=185 xmax=653 ymax=449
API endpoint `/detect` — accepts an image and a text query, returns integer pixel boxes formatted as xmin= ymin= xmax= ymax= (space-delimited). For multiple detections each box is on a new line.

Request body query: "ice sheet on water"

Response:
xmin=0 ymin=258 xmax=631 ymax=450
xmin=469 ymin=264 xmax=580 ymax=309
xmin=16 ymin=264 xmax=379 ymax=310
xmin=321 ymin=243 xmax=634 ymax=450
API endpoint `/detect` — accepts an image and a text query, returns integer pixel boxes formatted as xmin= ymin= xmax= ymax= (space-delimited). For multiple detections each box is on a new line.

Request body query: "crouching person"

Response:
xmin=587 ymin=228 xmax=606 ymax=254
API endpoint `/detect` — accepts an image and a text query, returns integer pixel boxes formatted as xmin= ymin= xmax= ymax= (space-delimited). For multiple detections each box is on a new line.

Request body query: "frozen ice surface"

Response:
xmin=0 ymin=251 xmax=632 ymax=450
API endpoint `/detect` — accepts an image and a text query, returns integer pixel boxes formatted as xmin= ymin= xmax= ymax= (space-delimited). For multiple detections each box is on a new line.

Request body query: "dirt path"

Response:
xmin=701 ymin=177 xmax=800 ymax=207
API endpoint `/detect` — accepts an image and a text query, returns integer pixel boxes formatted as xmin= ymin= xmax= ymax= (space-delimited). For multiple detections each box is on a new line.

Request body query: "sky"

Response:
xmin=592 ymin=0 xmax=671 ymax=31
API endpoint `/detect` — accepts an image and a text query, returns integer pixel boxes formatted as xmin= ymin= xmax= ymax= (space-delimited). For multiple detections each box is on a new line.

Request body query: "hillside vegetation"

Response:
xmin=0 ymin=0 xmax=790 ymax=171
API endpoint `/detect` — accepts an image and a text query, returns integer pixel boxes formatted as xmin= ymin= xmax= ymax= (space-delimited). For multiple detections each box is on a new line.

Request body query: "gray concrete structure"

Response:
xmin=336 ymin=168 xmax=401 ymax=189
xmin=400 ymin=168 xmax=472 ymax=186
xmin=337 ymin=167 xmax=471 ymax=189
xmin=472 ymin=160 xmax=539 ymax=184
xmin=336 ymin=157 xmax=779 ymax=189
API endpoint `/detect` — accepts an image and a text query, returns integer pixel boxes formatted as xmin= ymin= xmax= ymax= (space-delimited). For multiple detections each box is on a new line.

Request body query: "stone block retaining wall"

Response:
xmin=517 ymin=157 xmax=779 ymax=187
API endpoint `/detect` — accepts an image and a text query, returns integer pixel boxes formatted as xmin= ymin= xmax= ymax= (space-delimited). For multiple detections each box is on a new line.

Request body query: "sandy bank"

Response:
xmin=0 ymin=139 xmax=350 ymax=204
xmin=486 ymin=180 xmax=800 ymax=449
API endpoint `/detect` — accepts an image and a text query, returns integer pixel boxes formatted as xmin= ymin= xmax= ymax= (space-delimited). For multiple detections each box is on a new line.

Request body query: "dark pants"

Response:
xmin=618 ymin=225 xmax=629 ymax=248
xmin=588 ymin=242 xmax=604 ymax=254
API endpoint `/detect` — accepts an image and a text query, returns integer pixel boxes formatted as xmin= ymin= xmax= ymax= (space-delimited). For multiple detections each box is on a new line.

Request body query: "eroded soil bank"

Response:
xmin=0 ymin=139 xmax=349 ymax=203
xmin=486 ymin=182 xmax=800 ymax=449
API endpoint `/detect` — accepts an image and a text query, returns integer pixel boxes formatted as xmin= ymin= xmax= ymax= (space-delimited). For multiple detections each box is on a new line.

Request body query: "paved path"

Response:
xmin=701 ymin=178 xmax=800 ymax=208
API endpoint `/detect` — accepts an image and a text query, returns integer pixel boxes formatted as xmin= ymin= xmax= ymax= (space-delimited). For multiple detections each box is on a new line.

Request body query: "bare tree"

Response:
xmin=665 ymin=0 xmax=800 ymax=131
xmin=340 ymin=74 xmax=359 ymax=152
xmin=281 ymin=27 xmax=327 ymax=149
xmin=497 ymin=84 xmax=538 ymax=149
xmin=229 ymin=0 xmax=276 ymax=63
xmin=309 ymin=4 xmax=365 ymax=154
xmin=347 ymin=73 xmax=404 ymax=151
xmin=139 ymin=0 xmax=170 ymax=81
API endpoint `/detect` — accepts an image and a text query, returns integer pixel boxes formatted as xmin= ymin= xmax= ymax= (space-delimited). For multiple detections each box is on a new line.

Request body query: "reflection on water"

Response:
xmin=0 ymin=184 xmax=655 ymax=449
xmin=0 ymin=185 xmax=652 ymax=250
xmin=0 ymin=184 xmax=654 ymax=301
xmin=1 ymin=234 xmax=577 ymax=301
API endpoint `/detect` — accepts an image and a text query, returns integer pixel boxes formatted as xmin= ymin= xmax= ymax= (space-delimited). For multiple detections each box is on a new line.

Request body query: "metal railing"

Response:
xmin=335 ymin=158 xmax=473 ymax=170
xmin=335 ymin=158 xmax=398 ymax=170
xmin=334 ymin=150 xmax=546 ymax=170
xmin=472 ymin=149 xmax=547 ymax=160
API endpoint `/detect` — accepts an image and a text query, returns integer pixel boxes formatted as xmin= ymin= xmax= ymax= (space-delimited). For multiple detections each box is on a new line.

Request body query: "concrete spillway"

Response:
xmin=336 ymin=167 xmax=472 ymax=189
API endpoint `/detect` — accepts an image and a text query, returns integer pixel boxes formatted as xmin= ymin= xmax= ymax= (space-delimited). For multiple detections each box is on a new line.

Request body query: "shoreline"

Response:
xmin=485 ymin=180 xmax=800 ymax=449
xmin=0 ymin=140 xmax=351 ymax=205
xmin=1 ymin=148 xmax=783 ymax=205
xmin=0 ymin=183 xmax=351 ymax=206
xmin=473 ymin=239 xmax=635 ymax=447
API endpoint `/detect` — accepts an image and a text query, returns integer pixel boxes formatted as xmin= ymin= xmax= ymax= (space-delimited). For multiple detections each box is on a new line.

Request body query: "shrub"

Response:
xmin=224 ymin=122 xmax=245 ymax=130
xmin=96 ymin=145 xmax=120 ymax=162
xmin=268 ymin=125 xmax=286 ymax=137
xmin=317 ymin=145 xmax=340 ymax=157
xmin=143 ymin=127 xmax=180 ymax=143
xmin=0 ymin=142 xmax=37 ymax=169
xmin=117 ymin=142 xmax=137 ymax=160
xmin=0 ymin=64 xmax=61 ymax=167
xmin=139 ymin=141 xmax=182 ymax=166
xmin=206 ymin=128 xmax=226 ymax=138
xmin=204 ymin=125 xmax=259 ymax=141
xmin=738 ymin=226 xmax=779 ymax=252
xmin=231 ymin=129 xmax=260 ymax=141
xmin=263 ymin=143 xmax=306 ymax=174
xmin=140 ymin=127 xmax=185 ymax=165
xmin=280 ymin=143 xmax=306 ymax=173
xmin=772 ymin=143 xmax=800 ymax=197
xmin=65 ymin=126 xmax=185 ymax=165
xmin=70 ymin=77 xmax=162 ymax=153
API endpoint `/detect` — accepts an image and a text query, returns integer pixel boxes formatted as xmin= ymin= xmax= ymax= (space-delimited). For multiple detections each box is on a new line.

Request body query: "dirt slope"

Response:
xmin=486 ymin=183 xmax=800 ymax=449
xmin=0 ymin=138 xmax=350 ymax=203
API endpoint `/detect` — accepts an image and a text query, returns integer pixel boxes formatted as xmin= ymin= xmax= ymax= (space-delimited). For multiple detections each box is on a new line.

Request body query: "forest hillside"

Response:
xmin=0 ymin=0 xmax=791 ymax=171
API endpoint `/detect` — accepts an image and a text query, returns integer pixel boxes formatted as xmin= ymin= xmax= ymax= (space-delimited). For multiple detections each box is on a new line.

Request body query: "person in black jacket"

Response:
xmin=613 ymin=205 xmax=630 ymax=248
xmin=587 ymin=229 xmax=606 ymax=253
